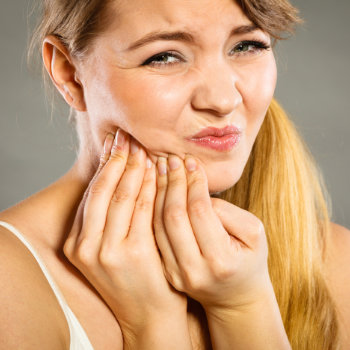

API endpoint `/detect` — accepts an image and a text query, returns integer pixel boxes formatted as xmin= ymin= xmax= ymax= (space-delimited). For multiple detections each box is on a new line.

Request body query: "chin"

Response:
xmin=207 ymin=180 xmax=235 ymax=195
xmin=207 ymin=169 xmax=243 ymax=195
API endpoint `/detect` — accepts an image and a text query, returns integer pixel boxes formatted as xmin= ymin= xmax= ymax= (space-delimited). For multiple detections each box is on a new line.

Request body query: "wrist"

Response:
xmin=203 ymin=284 xmax=291 ymax=350
xmin=121 ymin=313 xmax=192 ymax=350
xmin=111 ymin=297 xmax=188 ymax=334
xmin=204 ymin=281 xmax=274 ymax=317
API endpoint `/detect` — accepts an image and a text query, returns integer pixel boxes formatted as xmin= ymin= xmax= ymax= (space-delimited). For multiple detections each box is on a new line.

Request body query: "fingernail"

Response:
xmin=130 ymin=138 xmax=140 ymax=155
xmin=113 ymin=128 xmax=126 ymax=150
xmin=157 ymin=157 xmax=167 ymax=176
xmin=146 ymin=157 xmax=153 ymax=169
xmin=103 ymin=133 xmax=114 ymax=155
xmin=185 ymin=157 xmax=197 ymax=172
xmin=168 ymin=156 xmax=180 ymax=171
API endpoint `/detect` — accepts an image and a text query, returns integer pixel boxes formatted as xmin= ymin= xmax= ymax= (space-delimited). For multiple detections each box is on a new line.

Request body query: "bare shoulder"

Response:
xmin=326 ymin=222 xmax=350 ymax=268
xmin=330 ymin=222 xmax=350 ymax=243
xmin=0 ymin=225 xmax=69 ymax=349
xmin=325 ymin=222 xmax=350 ymax=348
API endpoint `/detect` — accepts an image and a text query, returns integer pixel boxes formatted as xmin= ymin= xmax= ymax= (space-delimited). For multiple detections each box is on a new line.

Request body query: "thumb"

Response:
xmin=210 ymin=197 xmax=265 ymax=249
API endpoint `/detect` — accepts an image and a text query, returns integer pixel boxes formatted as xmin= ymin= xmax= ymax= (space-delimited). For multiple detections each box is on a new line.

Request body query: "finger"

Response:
xmin=184 ymin=157 xmax=228 ymax=257
xmin=154 ymin=157 xmax=181 ymax=280
xmin=64 ymin=132 xmax=116 ymax=254
xmin=103 ymin=138 xmax=147 ymax=245
xmin=163 ymin=155 xmax=201 ymax=263
xmin=127 ymin=158 xmax=157 ymax=245
xmin=79 ymin=133 xmax=115 ymax=224
xmin=80 ymin=129 xmax=130 ymax=240
xmin=98 ymin=133 xmax=116 ymax=171
xmin=210 ymin=197 xmax=266 ymax=250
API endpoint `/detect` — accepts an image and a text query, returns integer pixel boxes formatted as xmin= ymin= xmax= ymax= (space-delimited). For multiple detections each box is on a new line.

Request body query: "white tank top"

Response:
xmin=0 ymin=221 xmax=94 ymax=350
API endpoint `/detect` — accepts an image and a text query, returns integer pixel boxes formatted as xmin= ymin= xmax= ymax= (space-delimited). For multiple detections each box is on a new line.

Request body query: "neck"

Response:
xmin=45 ymin=153 xmax=100 ymax=244
xmin=1 ymin=149 xmax=100 ymax=251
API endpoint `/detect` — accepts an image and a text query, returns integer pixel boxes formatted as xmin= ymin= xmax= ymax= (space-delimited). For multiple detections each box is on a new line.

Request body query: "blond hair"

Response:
xmin=28 ymin=0 xmax=340 ymax=347
xmin=220 ymin=99 xmax=340 ymax=349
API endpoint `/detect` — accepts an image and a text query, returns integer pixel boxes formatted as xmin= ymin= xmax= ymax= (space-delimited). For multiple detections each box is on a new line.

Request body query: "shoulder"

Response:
xmin=0 ymin=225 xmax=69 ymax=349
xmin=327 ymin=222 xmax=350 ymax=267
xmin=325 ymin=222 xmax=350 ymax=348
xmin=326 ymin=222 xmax=350 ymax=303
xmin=331 ymin=221 xmax=350 ymax=239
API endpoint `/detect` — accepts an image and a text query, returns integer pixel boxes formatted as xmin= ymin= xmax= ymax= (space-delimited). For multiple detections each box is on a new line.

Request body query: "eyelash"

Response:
xmin=141 ymin=40 xmax=271 ymax=68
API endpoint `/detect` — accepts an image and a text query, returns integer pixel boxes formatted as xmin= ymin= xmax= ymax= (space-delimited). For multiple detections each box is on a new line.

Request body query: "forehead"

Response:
xmin=108 ymin=0 xmax=250 ymax=39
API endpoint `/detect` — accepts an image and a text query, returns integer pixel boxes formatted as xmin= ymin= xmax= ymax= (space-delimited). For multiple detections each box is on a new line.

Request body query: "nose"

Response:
xmin=190 ymin=61 xmax=242 ymax=117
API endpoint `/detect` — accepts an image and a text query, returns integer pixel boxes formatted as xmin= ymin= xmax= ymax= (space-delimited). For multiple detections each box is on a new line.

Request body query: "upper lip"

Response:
xmin=189 ymin=125 xmax=242 ymax=139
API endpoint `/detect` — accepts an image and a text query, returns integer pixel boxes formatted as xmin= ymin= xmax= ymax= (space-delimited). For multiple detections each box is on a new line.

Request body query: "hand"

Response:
xmin=154 ymin=154 xmax=271 ymax=315
xmin=63 ymin=130 xmax=191 ymax=346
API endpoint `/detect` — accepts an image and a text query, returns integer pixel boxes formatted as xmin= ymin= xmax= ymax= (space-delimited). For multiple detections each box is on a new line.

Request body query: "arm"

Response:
xmin=63 ymin=131 xmax=193 ymax=350
xmin=122 ymin=313 xmax=192 ymax=350
xmin=325 ymin=223 xmax=350 ymax=349
xmin=153 ymin=155 xmax=290 ymax=350
xmin=0 ymin=226 xmax=69 ymax=350
xmin=204 ymin=284 xmax=291 ymax=350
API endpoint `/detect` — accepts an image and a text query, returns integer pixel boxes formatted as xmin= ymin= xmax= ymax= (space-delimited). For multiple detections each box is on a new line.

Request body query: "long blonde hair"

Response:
xmin=220 ymin=99 xmax=340 ymax=349
xmin=29 ymin=0 xmax=340 ymax=347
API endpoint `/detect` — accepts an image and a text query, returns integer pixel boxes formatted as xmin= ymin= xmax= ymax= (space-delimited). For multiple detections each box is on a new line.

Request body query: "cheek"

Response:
xmin=234 ymin=54 xmax=277 ymax=153
xmin=88 ymin=70 xmax=192 ymax=152
xmin=205 ymin=56 xmax=277 ymax=193
xmin=239 ymin=55 xmax=277 ymax=123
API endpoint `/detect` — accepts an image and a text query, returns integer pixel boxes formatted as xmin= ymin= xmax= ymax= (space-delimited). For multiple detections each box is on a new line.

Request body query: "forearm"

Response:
xmin=204 ymin=285 xmax=291 ymax=350
xmin=122 ymin=314 xmax=193 ymax=350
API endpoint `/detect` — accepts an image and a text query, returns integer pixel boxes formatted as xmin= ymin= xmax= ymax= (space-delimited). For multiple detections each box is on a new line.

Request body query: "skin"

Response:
xmin=2 ymin=0 xmax=348 ymax=349
xmin=58 ymin=0 xmax=287 ymax=348
xmin=63 ymin=130 xmax=290 ymax=349
xmin=47 ymin=0 xmax=277 ymax=193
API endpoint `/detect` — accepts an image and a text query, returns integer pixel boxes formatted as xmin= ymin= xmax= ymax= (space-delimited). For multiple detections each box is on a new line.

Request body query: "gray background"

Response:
xmin=0 ymin=1 xmax=349 ymax=227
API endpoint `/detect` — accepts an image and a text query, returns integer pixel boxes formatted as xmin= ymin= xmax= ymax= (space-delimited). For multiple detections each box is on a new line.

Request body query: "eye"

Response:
xmin=142 ymin=51 xmax=184 ymax=67
xmin=231 ymin=40 xmax=271 ymax=56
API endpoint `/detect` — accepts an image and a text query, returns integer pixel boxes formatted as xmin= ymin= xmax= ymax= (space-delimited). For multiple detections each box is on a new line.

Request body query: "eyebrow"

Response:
xmin=126 ymin=24 xmax=259 ymax=51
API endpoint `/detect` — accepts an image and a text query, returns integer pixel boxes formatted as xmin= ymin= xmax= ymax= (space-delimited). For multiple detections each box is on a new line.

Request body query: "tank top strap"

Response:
xmin=0 ymin=221 xmax=94 ymax=350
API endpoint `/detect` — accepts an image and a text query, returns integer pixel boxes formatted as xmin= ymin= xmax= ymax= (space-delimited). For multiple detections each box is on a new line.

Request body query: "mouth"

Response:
xmin=186 ymin=125 xmax=242 ymax=152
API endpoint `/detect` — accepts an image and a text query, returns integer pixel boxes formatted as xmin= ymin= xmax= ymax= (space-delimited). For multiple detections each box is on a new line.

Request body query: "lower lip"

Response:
xmin=188 ymin=134 xmax=241 ymax=152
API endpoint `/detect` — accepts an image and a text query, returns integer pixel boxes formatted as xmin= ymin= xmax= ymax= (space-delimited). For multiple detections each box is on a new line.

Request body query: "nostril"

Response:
xmin=191 ymin=89 xmax=243 ymax=117
xmin=190 ymin=68 xmax=243 ymax=117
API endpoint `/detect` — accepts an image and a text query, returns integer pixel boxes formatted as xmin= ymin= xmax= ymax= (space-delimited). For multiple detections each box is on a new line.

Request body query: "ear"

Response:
xmin=42 ymin=36 xmax=86 ymax=111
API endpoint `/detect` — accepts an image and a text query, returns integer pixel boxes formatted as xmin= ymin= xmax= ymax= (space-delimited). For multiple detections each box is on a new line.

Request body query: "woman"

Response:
xmin=0 ymin=0 xmax=349 ymax=349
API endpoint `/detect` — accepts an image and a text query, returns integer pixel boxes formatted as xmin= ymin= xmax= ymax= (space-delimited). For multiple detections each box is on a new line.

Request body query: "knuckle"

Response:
xmin=187 ymin=275 xmax=204 ymax=292
xmin=126 ymin=157 xmax=143 ymax=170
xmin=63 ymin=237 xmax=74 ymax=259
xmin=98 ymin=246 xmax=119 ymax=269
xmin=109 ymin=150 xmax=127 ymax=163
xmin=111 ymin=189 xmax=130 ymax=204
xmin=89 ymin=179 xmax=106 ymax=196
xmin=153 ymin=215 xmax=164 ymax=233
xmin=157 ymin=177 xmax=167 ymax=191
xmin=182 ymin=268 xmax=203 ymax=292
xmin=209 ymin=257 xmax=235 ymax=280
xmin=142 ymin=173 xmax=155 ymax=186
xmin=188 ymin=172 xmax=205 ymax=187
xmin=135 ymin=196 xmax=154 ymax=212
xmin=164 ymin=269 xmax=184 ymax=292
xmin=247 ymin=216 xmax=265 ymax=245
xmin=168 ymin=174 xmax=185 ymax=187
xmin=164 ymin=203 xmax=186 ymax=223
xmin=188 ymin=198 xmax=209 ymax=217
xmin=74 ymin=239 xmax=95 ymax=267
xmin=123 ymin=163 xmax=139 ymax=174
